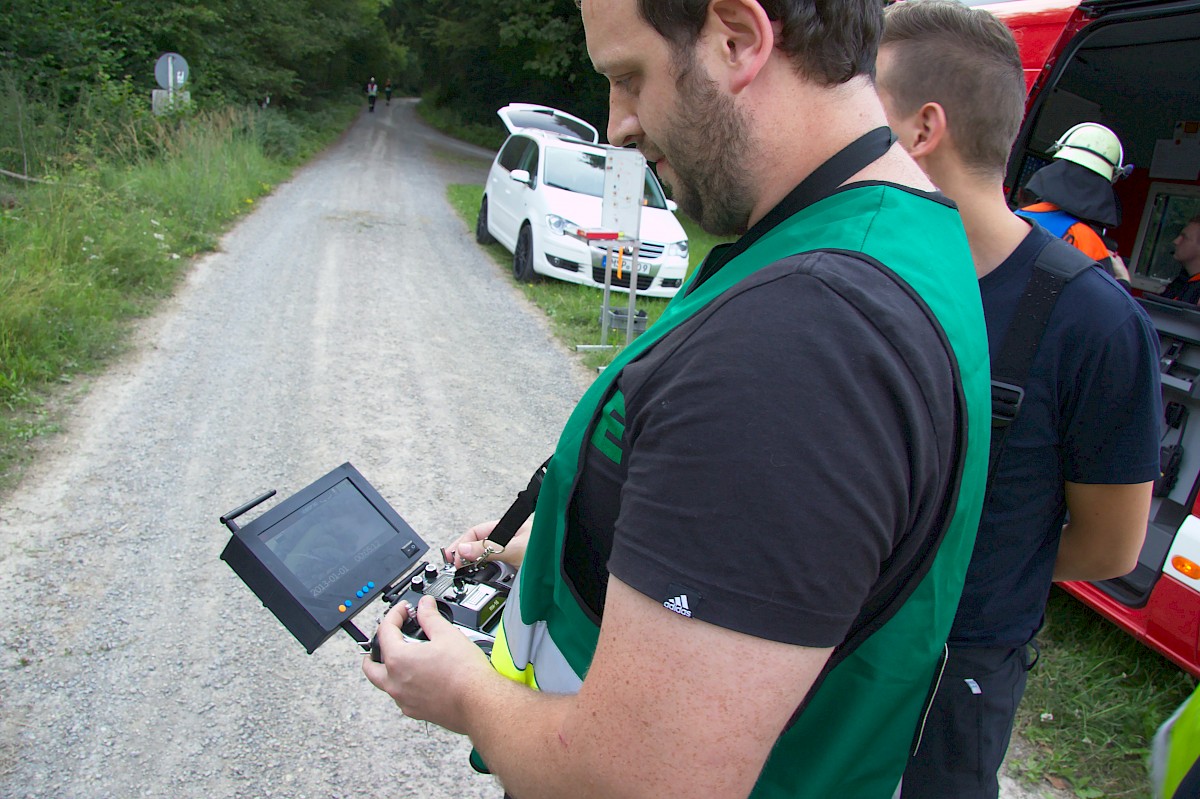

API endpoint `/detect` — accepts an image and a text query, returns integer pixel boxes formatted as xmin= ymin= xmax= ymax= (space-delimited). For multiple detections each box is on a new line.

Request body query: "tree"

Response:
xmin=386 ymin=0 xmax=607 ymax=132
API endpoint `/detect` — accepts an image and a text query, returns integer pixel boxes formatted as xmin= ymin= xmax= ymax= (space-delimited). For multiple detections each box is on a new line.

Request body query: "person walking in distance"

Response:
xmin=365 ymin=77 xmax=378 ymax=112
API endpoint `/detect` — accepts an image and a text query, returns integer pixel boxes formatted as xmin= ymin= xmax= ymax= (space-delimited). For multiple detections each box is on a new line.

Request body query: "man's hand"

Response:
xmin=1108 ymin=251 xmax=1131 ymax=284
xmin=446 ymin=516 xmax=532 ymax=568
xmin=362 ymin=595 xmax=502 ymax=734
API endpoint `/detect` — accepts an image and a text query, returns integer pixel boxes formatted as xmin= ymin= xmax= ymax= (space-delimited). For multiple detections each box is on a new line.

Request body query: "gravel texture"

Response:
xmin=0 ymin=99 xmax=1068 ymax=799
xmin=0 ymin=99 xmax=588 ymax=799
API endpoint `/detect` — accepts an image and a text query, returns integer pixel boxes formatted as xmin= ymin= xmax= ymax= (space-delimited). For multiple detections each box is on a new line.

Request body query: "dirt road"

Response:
xmin=0 ymin=99 xmax=1066 ymax=799
xmin=0 ymin=99 xmax=588 ymax=798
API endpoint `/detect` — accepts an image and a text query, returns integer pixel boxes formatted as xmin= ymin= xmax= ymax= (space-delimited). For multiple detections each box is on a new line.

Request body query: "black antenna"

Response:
xmin=219 ymin=490 xmax=276 ymax=533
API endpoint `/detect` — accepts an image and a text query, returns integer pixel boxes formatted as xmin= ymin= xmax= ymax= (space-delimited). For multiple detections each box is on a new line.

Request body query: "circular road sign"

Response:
xmin=155 ymin=53 xmax=190 ymax=90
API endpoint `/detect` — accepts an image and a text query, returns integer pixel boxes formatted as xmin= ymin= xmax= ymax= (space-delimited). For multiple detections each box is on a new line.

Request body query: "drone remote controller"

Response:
xmin=369 ymin=558 xmax=516 ymax=660
xmin=220 ymin=460 xmax=542 ymax=658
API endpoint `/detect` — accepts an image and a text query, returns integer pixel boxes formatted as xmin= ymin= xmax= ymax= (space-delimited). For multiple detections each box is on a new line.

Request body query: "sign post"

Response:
xmin=575 ymin=147 xmax=649 ymax=356
xmin=152 ymin=52 xmax=191 ymax=115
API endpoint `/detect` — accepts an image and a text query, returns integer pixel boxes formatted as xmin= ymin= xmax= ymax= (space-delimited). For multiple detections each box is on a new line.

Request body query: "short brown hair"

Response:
xmin=880 ymin=0 xmax=1025 ymax=175
xmin=637 ymin=0 xmax=882 ymax=85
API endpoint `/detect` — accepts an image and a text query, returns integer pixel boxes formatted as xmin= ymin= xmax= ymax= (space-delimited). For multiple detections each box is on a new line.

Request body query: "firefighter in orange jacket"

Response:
xmin=1018 ymin=122 xmax=1133 ymax=285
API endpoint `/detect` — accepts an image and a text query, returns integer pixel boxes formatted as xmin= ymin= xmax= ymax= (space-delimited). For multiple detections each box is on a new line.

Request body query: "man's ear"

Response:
xmin=905 ymin=102 xmax=948 ymax=160
xmin=704 ymin=0 xmax=775 ymax=93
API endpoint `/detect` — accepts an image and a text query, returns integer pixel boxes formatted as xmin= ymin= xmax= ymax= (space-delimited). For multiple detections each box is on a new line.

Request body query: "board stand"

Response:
xmin=571 ymin=229 xmax=645 ymax=354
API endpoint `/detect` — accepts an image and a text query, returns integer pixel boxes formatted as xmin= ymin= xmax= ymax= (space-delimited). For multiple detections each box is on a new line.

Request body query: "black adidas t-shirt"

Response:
xmin=565 ymin=250 xmax=963 ymax=648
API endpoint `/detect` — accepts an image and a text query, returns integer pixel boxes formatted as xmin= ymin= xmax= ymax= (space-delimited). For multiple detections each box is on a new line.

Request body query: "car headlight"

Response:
xmin=546 ymin=214 xmax=579 ymax=236
xmin=667 ymin=240 xmax=689 ymax=258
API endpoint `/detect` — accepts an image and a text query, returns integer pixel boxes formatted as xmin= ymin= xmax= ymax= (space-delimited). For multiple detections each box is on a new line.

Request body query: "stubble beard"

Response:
xmin=656 ymin=54 xmax=756 ymax=237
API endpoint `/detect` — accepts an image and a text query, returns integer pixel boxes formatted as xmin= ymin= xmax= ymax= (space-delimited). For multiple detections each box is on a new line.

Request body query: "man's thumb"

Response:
xmin=416 ymin=594 xmax=451 ymax=637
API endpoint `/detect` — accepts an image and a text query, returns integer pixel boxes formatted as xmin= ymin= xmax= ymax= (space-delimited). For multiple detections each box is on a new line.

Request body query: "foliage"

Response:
xmin=0 ymin=0 xmax=400 ymax=110
xmin=386 ymin=0 xmax=610 ymax=134
xmin=416 ymin=101 xmax=508 ymax=153
xmin=0 ymin=0 xmax=612 ymax=168
xmin=0 ymin=79 xmax=358 ymax=488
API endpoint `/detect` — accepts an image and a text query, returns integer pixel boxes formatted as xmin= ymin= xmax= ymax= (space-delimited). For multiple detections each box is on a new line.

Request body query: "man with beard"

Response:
xmin=363 ymin=1 xmax=991 ymax=796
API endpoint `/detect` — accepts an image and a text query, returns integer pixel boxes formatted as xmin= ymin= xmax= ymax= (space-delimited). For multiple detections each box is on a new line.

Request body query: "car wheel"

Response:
xmin=513 ymin=224 xmax=538 ymax=282
xmin=476 ymin=196 xmax=496 ymax=245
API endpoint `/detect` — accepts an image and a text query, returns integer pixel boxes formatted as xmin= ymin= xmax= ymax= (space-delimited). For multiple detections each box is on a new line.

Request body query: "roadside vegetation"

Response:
xmin=0 ymin=0 xmax=414 ymax=491
xmin=1014 ymin=588 xmax=1194 ymax=798
xmin=0 ymin=79 xmax=359 ymax=490
xmin=445 ymin=177 xmax=1198 ymax=799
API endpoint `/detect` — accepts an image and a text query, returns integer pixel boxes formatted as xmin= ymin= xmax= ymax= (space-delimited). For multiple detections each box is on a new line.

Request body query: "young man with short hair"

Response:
xmin=363 ymin=2 xmax=993 ymax=796
xmin=877 ymin=2 xmax=1162 ymax=796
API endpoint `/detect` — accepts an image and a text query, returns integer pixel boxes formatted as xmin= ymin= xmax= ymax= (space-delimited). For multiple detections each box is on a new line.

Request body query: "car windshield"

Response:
xmin=543 ymin=147 xmax=669 ymax=210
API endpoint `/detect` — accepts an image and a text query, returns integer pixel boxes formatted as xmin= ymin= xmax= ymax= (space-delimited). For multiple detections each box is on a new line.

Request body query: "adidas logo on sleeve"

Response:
xmin=662 ymin=584 xmax=701 ymax=618
xmin=664 ymin=595 xmax=692 ymax=616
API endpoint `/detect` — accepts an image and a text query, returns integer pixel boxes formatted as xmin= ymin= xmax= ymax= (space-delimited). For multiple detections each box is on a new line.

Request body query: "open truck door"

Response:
xmin=975 ymin=0 xmax=1200 ymax=676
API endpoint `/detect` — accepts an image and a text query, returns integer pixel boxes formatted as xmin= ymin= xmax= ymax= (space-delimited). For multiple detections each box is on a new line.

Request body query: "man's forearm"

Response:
xmin=464 ymin=682 xmax=638 ymax=799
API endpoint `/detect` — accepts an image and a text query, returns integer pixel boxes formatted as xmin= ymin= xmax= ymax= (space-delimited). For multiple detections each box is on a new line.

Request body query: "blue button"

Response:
xmin=346 ymin=600 xmax=353 ymax=607
xmin=368 ymin=582 xmax=376 ymax=589
xmin=362 ymin=585 xmax=369 ymax=593
xmin=356 ymin=590 xmax=364 ymax=598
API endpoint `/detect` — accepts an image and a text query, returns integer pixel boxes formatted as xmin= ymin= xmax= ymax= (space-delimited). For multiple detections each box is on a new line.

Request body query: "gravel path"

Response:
xmin=0 ymin=99 xmax=588 ymax=799
xmin=0 ymin=99 xmax=1069 ymax=799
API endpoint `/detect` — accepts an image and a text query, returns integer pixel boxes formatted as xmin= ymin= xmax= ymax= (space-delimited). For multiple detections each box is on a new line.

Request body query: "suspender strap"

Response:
xmin=487 ymin=459 xmax=550 ymax=547
xmin=989 ymin=236 xmax=1094 ymax=477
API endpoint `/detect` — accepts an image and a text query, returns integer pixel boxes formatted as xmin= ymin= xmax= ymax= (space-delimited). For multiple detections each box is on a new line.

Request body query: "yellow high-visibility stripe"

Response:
xmin=490 ymin=617 xmax=539 ymax=690
xmin=490 ymin=576 xmax=582 ymax=694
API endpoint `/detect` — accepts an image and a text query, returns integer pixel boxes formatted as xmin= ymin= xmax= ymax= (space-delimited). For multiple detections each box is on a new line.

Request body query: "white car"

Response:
xmin=476 ymin=103 xmax=690 ymax=299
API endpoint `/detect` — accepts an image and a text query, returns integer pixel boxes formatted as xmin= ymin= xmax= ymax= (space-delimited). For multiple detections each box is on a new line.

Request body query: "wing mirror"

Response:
xmin=510 ymin=169 xmax=532 ymax=186
xmin=666 ymin=199 xmax=679 ymax=212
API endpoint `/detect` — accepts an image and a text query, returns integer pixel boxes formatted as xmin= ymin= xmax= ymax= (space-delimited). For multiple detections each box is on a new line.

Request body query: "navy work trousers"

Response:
xmin=900 ymin=642 xmax=1036 ymax=799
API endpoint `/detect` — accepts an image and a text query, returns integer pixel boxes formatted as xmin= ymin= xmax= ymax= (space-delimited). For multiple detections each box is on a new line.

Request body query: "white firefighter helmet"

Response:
xmin=1049 ymin=122 xmax=1131 ymax=182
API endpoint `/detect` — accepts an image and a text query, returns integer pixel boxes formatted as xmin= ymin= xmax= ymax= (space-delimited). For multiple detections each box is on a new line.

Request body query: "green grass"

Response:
xmin=446 ymin=180 xmax=1200 ymax=799
xmin=446 ymin=183 xmax=732 ymax=371
xmin=0 ymin=98 xmax=359 ymax=490
xmin=1012 ymin=587 xmax=1195 ymax=798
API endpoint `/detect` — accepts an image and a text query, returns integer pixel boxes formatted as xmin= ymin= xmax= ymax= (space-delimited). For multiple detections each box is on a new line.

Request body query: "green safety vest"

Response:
xmin=489 ymin=184 xmax=991 ymax=797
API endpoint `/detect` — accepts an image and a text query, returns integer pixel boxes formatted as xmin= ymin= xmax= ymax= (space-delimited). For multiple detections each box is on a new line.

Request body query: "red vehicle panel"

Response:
xmin=975 ymin=0 xmax=1087 ymax=92
xmin=1062 ymin=578 xmax=1200 ymax=676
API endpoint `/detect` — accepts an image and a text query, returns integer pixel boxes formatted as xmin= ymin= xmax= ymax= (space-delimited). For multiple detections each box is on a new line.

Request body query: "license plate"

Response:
xmin=601 ymin=255 xmax=652 ymax=275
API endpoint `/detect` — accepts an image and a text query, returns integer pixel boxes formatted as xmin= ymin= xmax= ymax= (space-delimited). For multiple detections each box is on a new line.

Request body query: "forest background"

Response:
xmin=1 ymin=0 xmax=607 ymax=176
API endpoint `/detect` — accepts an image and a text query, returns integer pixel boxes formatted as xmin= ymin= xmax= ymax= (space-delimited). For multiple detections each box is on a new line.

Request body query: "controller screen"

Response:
xmin=261 ymin=478 xmax=397 ymax=594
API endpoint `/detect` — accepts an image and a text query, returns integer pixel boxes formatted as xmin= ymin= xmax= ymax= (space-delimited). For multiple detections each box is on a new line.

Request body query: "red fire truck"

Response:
xmin=969 ymin=0 xmax=1200 ymax=676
